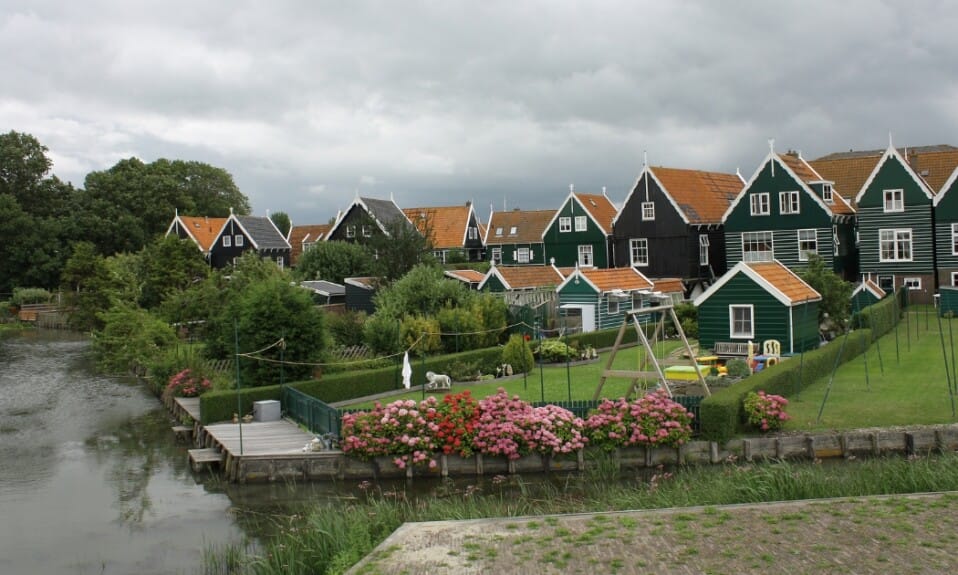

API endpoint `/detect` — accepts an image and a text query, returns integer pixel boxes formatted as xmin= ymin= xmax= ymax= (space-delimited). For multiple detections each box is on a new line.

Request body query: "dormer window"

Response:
xmin=495 ymin=227 xmax=503 ymax=236
xmin=641 ymin=201 xmax=655 ymax=221
xmin=509 ymin=226 xmax=517 ymax=235
xmin=822 ymin=184 xmax=834 ymax=204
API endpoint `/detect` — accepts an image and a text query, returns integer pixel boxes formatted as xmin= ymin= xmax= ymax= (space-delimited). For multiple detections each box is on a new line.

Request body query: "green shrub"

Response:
xmin=447 ymin=359 xmax=480 ymax=381
xmin=326 ymin=310 xmax=367 ymax=348
xmin=363 ymin=313 xmax=402 ymax=355
xmin=674 ymin=302 xmax=698 ymax=339
xmin=565 ymin=326 xmax=639 ymax=350
xmin=436 ymin=306 xmax=483 ymax=353
xmin=725 ymin=358 xmax=751 ymax=378
xmin=10 ymin=287 xmax=53 ymax=307
xmin=535 ymin=338 xmax=576 ymax=363
xmin=400 ymin=314 xmax=442 ymax=356
xmin=501 ymin=334 xmax=535 ymax=374
xmin=92 ymin=305 xmax=177 ymax=375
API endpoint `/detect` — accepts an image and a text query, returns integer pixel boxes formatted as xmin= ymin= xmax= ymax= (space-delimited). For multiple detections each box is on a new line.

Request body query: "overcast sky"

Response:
xmin=4 ymin=0 xmax=958 ymax=225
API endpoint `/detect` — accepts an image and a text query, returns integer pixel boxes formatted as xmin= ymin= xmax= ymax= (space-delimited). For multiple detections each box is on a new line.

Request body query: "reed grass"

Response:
xmin=200 ymin=452 xmax=958 ymax=575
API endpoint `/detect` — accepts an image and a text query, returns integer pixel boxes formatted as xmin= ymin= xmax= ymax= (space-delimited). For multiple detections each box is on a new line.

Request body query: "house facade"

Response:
xmin=694 ymin=260 xmax=821 ymax=355
xmin=555 ymin=267 xmax=683 ymax=333
xmin=484 ymin=209 xmax=553 ymax=266
xmin=542 ymin=191 xmax=616 ymax=268
xmin=934 ymin=165 xmax=958 ymax=289
xmin=611 ymin=165 xmax=742 ymax=296
xmin=207 ymin=214 xmax=292 ymax=269
xmin=288 ymin=223 xmax=331 ymax=266
xmin=723 ymin=151 xmax=856 ymax=280
xmin=326 ymin=196 xmax=412 ymax=243
xmin=403 ymin=203 xmax=484 ymax=262
xmin=166 ymin=214 xmax=228 ymax=261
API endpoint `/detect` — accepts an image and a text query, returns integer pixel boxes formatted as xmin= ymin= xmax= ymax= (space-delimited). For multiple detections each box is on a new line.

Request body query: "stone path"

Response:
xmin=348 ymin=492 xmax=958 ymax=574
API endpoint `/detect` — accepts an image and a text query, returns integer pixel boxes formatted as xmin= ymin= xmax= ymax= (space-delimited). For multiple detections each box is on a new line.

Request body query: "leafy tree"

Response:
xmin=270 ymin=211 xmax=292 ymax=237
xmin=61 ymin=242 xmax=114 ymax=331
xmin=204 ymin=276 xmax=326 ymax=385
xmin=472 ymin=294 xmax=509 ymax=347
xmin=93 ymin=305 xmax=177 ymax=375
xmin=800 ymin=254 xmax=853 ymax=333
xmin=373 ymin=264 xmax=473 ymax=320
xmin=0 ymin=130 xmax=52 ymax=202
xmin=326 ymin=310 xmax=367 ymax=348
xmin=399 ymin=314 xmax=442 ymax=357
xmin=436 ymin=305 xmax=484 ymax=353
xmin=162 ymin=159 xmax=249 ymax=216
xmin=366 ymin=217 xmax=435 ymax=282
xmin=363 ymin=313 xmax=402 ymax=355
xmin=294 ymin=240 xmax=375 ymax=283
xmin=139 ymin=236 xmax=210 ymax=309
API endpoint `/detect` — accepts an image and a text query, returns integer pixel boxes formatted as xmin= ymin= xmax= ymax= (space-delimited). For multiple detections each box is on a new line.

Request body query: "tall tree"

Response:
xmin=270 ymin=211 xmax=291 ymax=237
xmin=294 ymin=240 xmax=375 ymax=283
xmin=138 ymin=235 xmax=210 ymax=309
xmin=801 ymin=254 xmax=853 ymax=333
xmin=366 ymin=218 xmax=435 ymax=282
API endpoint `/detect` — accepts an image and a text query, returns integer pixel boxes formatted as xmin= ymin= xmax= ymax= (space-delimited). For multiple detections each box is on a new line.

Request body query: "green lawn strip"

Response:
xmin=784 ymin=311 xmax=958 ymax=431
xmin=344 ymin=340 xmax=690 ymax=408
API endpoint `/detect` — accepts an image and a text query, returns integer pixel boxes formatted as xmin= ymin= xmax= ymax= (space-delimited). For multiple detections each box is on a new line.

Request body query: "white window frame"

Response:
xmin=608 ymin=299 xmax=620 ymax=314
xmin=631 ymin=292 xmax=644 ymax=310
xmin=559 ymin=217 xmax=572 ymax=232
xmin=468 ymin=227 xmax=478 ymax=240
xmin=729 ymin=304 xmax=754 ymax=339
xmin=779 ymin=191 xmax=800 ymax=215
xmin=699 ymin=234 xmax=710 ymax=266
xmin=574 ymin=216 xmax=587 ymax=232
xmin=878 ymin=275 xmax=895 ymax=293
xmin=879 ymin=228 xmax=913 ymax=262
xmin=491 ymin=247 xmax=502 ymax=264
xmin=883 ymin=189 xmax=904 ymax=213
xmin=276 ymin=257 xmax=284 ymax=269
xmin=235 ymin=234 xmax=244 ymax=247
xmin=578 ymin=245 xmax=593 ymax=267
xmin=797 ymin=229 xmax=817 ymax=261
xmin=903 ymin=277 xmax=922 ymax=290
xmin=951 ymin=223 xmax=958 ymax=256
xmin=641 ymin=201 xmax=655 ymax=221
xmin=495 ymin=227 xmax=503 ymax=237
xmin=630 ymin=238 xmax=649 ymax=267
xmin=750 ymin=193 xmax=770 ymax=216
xmin=362 ymin=225 xmax=373 ymax=237
xmin=222 ymin=235 xmax=232 ymax=247
xmin=517 ymin=247 xmax=531 ymax=263
xmin=346 ymin=225 xmax=356 ymax=238
xmin=509 ymin=226 xmax=518 ymax=236
xmin=823 ymin=184 xmax=834 ymax=204
xmin=742 ymin=231 xmax=774 ymax=262
xmin=951 ymin=272 xmax=958 ymax=287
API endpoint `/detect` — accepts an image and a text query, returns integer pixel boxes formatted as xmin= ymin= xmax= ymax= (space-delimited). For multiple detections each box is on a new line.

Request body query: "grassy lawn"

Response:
xmin=342 ymin=340 xmax=692 ymax=409
xmin=785 ymin=307 xmax=958 ymax=431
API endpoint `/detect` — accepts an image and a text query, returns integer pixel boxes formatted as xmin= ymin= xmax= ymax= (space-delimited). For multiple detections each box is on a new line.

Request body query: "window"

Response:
xmin=222 ymin=235 xmax=232 ymax=247
xmin=730 ymin=305 xmax=754 ymax=339
xmin=904 ymin=278 xmax=922 ymax=290
xmin=630 ymin=238 xmax=649 ymax=266
xmin=642 ymin=201 xmax=655 ymax=221
xmin=509 ymin=226 xmax=518 ymax=236
xmin=608 ymin=299 xmax=620 ymax=314
xmin=495 ymin=227 xmax=503 ymax=237
xmin=235 ymin=235 xmax=244 ymax=247
xmin=742 ymin=231 xmax=774 ymax=262
xmin=951 ymin=272 xmax=958 ymax=287
xmin=699 ymin=234 xmax=710 ymax=266
xmin=559 ymin=217 xmax=572 ymax=232
xmin=276 ymin=257 xmax=284 ymax=269
xmin=879 ymin=229 xmax=912 ymax=262
xmin=750 ymin=193 xmax=770 ymax=216
xmin=517 ymin=247 xmax=530 ymax=263
xmin=832 ymin=225 xmax=840 ymax=257
xmin=468 ymin=227 xmax=478 ymax=240
xmin=362 ymin=225 xmax=373 ymax=237
xmin=797 ymin=229 xmax=817 ymax=261
xmin=574 ymin=216 xmax=587 ymax=232
xmin=491 ymin=247 xmax=502 ymax=264
xmin=631 ymin=292 xmax=644 ymax=310
xmin=823 ymin=184 xmax=834 ymax=204
xmin=878 ymin=275 xmax=895 ymax=292
xmin=578 ymin=245 xmax=593 ymax=267
xmin=779 ymin=191 xmax=800 ymax=214
xmin=346 ymin=225 xmax=356 ymax=238
xmin=433 ymin=250 xmax=446 ymax=263
xmin=951 ymin=223 xmax=958 ymax=255
xmin=883 ymin=189 xmax=904 ymax=212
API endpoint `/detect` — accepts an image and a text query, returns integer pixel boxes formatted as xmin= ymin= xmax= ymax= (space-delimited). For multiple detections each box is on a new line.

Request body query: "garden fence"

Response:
xmin=282 ymin=386 xmax=343 ymax=437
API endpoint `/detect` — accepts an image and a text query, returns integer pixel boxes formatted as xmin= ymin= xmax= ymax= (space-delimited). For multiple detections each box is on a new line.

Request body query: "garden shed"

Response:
xmin=850 ymin=278 xmax=886 ymax=312
xmin=693 ymin=260 xmax=821 ymax=355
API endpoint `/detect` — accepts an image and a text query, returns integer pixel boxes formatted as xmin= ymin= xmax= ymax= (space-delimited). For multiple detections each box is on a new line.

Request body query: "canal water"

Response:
xmin=0 ymin=330 xmax=349 ymax=575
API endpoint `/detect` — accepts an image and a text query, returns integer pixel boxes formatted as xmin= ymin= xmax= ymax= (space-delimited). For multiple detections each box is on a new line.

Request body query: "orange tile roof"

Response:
xmin=863 ymin=278 xmax=886 ymax=299
xmin=403 ymin=205 xmax=473 ymax=250
xmin=289 ymin=223 xmax=331 ymax=265
xmin=574 ymin=193 xmax=617 ymax=233
xmin=811 ymin=145 xmax=958 ymax=199
xmin=777 ymin=154 xmax=855 ymax=216
xmin=747 ymin=262 xmax=820 ymax=304
xmin=178 ymin=216 xmax=228 ymax=251
xmin=579 ymin=267 xmax=653 ymax=292
xmin=809 ymin=153 xmax=880 ymax=202
xmin=493 ymin=265 xmax=566 ymax=289
xmin=906 ymin=149 xmax=958 ymax=193
xmin=445 ymin=269 xmax=486 ymax=283
xmin=486 ymin=209 xmax=555 ymax=244
xmin=651 ymin=278 xmax=685 ymax=295
xmin=651 ymin=167 xmax=742 ymax=224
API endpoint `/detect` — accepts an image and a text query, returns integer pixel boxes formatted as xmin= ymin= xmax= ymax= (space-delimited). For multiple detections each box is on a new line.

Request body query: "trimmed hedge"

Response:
xmin=852 ymin=288 xmax=903 ymax=337
xmin=565 ymin=326 xmax=640 ymax=350
xmin=700 ymin=329 xmax=874 ymax=442
xmin=198 ymin=346 xmax=504 ymax=423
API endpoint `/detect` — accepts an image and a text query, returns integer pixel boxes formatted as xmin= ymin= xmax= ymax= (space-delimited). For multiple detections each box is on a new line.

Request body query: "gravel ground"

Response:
xmin=348 ymin=492 xmax=958 ymax=575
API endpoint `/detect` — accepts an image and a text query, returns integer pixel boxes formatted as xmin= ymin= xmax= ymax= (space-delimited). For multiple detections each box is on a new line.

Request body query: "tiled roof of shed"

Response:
xmin=493 ymin=265 xmax=566 ymax=289
xmin=747 ymin=261 xmax=820 ymax=304
xmin=578 ymin=267 xmax=653 ymax=292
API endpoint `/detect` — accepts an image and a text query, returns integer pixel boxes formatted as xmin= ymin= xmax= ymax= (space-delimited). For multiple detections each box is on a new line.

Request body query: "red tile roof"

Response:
xmin=650 ymin=167 xmax=742 ymax=224
xmin=651 ymin=278 xmax=685 ymax=295
xmin=485 ymin=210 xmax=555 ymax=244
xmin=747 ymin=261 xmax=820 ymax=304
xmin=811 ymin=145 xmax=958 ymax=199
xmin=403 ymin=205 xmax=474 ymax=250
xmin=178 ymin=216 xmax=228 ymax=252
xmin=777 ymin=153 xmax=855 ymax=215
xmin=289 ymin=223 xmax=330 ymax=265
xmin=577 ymin=267 xmax=653 ymax=292
xmin=490 ymin=265 xmax=567 ymax=289
xmin=575 ymin=193 xmax=617 ymax=233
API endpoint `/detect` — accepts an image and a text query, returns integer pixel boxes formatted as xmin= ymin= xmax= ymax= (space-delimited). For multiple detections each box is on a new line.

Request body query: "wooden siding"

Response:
xmin=935 ymin=223 xmax=958 ymax=272
xmin=612 ymin=173 xmax=689 ymax=276
xmin=485 ymin=242 xmax=547 ymax=266
xmin=697 ymin=273 xmax=819 ymax=354
xmin=725 ymin=161 xmax=832 ymax=232
xmin=209 ymin=219 xmax=250 ymax=269
xmin=725 ymin=228 xmax=837 ymax=272
xmin=557 ymin=280 xmax=648 ymax=331
xmin=544 ymin=200 xmax=610 ymax=268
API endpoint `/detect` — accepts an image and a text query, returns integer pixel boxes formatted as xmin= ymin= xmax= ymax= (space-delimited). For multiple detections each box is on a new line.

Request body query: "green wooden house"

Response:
xmin=478 ymin=264 xmax=568 ymax=308
xmin=484 ymin=209 xmax=554 ymax=266
xmin=934 ymin=164 xmax=958 ymax=289
xmin=542 ymin=189 xmax=617 ymax=268
xmin=723 ymin=150 xmax=856 ymax=279
xmin=555 ymin=267 xmax=684 ymax=333
xmin=850 ymin=278 xmax=886 ymax=312
xmin=853 ymin=144 xmax=936 ymax=303
xmin=693 ymin=260 xmax=821 ymax=355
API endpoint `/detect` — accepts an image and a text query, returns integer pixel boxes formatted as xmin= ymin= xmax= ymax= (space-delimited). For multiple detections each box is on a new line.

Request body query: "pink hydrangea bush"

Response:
xmin=340 ymin=397 xmax=440 ymax=469
xmin=584 ymin=389 xmax=694 ymax=450
xmin=165 ymin=369 xmax=212 ymax=398
xmin=743 ymin=390 xmax=790 ymax=432
xmin=472 ymin=389 xmax=535 ymax=460
xmin=521 ymin=404 xmax=587 ymax=456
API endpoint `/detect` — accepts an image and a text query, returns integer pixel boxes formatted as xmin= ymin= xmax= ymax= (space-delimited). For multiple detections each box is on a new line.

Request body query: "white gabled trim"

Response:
xmin=934 ymin=164 xmax=958 ymax=207
xmin=694 ymin=260 xmax=822 ymax=308
xmin=851 ymin=280 xmax=885 ymax=300
xmin=556 ymin=264 xmax=601 ymax=294
xmin=477 ymin=264 xmax=511 ymax=291
xmin=227 ymin=214 xmax=259 ymax=250
xmin=165 ymin=214 xmax=200 ymax=249
xmin=614 ymin=166 xmax=694 ymax=228
xmin=855 ymin=145 xmax=934 ymax=205
xmin=483 ymin=206 xmax=495 ymax=244
xmin=542 ymin=191 xmax=613 ymax=240
xmin=722 ymin=152 xmax=838 ymax=224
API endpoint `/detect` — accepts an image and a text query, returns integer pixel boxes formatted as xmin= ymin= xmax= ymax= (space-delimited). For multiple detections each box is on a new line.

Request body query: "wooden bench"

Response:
xmin=713 ymin=341 xmax=751 ymax=358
